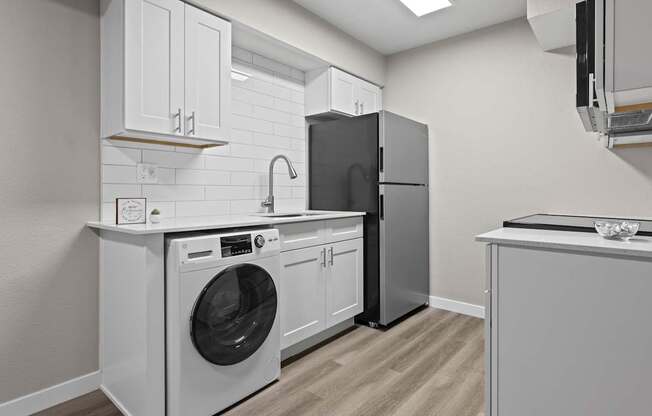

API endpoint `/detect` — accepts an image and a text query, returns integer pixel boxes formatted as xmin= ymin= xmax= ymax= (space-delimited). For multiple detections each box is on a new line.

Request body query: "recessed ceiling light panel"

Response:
xmin=398 ymin=0 xmax=452 ymax=17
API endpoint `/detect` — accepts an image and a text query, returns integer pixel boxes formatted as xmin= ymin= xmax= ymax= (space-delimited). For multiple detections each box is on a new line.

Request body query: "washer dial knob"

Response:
xmin=254 ymin=235 xmax=266 ymax=248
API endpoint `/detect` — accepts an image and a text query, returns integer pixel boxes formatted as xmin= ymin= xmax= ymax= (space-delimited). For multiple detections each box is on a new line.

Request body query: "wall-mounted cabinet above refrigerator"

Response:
xmin=305 ymin=67 xmax=382 ymax=120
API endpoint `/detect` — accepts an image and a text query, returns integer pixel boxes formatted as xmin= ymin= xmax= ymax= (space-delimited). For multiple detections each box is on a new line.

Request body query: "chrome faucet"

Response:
xmin=261 ymin=155 xmax=298 ymax=213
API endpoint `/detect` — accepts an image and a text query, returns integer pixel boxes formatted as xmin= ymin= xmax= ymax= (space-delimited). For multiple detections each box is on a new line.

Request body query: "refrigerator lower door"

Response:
xmin=379 ymin=184 xmax=430 ymax=325
xmin=379 ymin=111 xmax=429 ymax=185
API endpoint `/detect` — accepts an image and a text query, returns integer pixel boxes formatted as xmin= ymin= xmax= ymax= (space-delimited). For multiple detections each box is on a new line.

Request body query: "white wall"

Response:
xmin=0 ymin=0 xmax=100 ymax=403
xmin=384 ymin=18 xmax=652 ymax=307
xmin=190 ymin=0 xmax=386 ymax=85
xmin=101 ymin=48 xmax=307 ymax=222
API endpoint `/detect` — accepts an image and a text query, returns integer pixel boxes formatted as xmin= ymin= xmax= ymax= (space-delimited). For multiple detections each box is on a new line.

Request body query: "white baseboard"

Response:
xmin=0 ymin=371 xmax=100 ymax=416
xmin=429 ymin=295 xmax=485 ymax=319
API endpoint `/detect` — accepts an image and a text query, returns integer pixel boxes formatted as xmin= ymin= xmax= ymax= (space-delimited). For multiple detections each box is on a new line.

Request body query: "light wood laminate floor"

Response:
xmin=36 ymin=309 xmax=484 ymax=416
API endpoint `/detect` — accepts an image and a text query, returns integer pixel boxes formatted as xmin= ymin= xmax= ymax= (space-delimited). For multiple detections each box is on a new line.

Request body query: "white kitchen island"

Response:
xmin=477 ymin=227 xmax=652 ymax=416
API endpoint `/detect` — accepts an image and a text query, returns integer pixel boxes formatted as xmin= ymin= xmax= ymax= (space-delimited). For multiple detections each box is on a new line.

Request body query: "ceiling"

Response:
xmin=293 ymin=0 xmax=527 ymax=55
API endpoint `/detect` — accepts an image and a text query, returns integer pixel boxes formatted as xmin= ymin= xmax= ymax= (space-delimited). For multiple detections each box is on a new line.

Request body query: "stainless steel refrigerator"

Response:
xmin=309 ymin=111 xmax=429 ymax=327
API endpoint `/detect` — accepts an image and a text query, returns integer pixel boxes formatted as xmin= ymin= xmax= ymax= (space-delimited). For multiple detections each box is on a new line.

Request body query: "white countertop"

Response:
xmin=476 ymin=227 xmax=652 ymax=258
xmin=87 ymin=210 xmax=366 ymax=235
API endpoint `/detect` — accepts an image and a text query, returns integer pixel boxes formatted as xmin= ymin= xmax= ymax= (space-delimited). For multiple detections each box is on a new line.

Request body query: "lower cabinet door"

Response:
xmin=280 ymin=245 xmax=327 ymax=349
xmin=326 ymin=238 xmax=364 ymax=327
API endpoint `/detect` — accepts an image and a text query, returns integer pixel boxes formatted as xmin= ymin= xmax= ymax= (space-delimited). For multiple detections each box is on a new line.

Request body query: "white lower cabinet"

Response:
xmin=277 ymin=217 xmax=365 ymax=350
xmin=326 ymin=239 xmax=364 ymax=327
xmin=280 ymin=246 xmax=327 ymax=349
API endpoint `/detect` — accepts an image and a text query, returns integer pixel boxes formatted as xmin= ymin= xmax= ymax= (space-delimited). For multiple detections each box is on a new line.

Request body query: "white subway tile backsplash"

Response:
xmin=103 ymin=184 xmax=141 ymax=203
xmin=290 ymin=90 xmax=304 ymax=105
xmin=142 ymin=185 xmax=204 ymax=202
xmin=253 ymin=54 xmax=292 ymax=77
xmin=103 ymin=146 xmax=141 ymax=166
xmin=205 ymin=186 xmax=256 ymax=200
xmin=143 ymin=150 xmax=204 ymax=169
xmin=253 ymin=133 xmax=291 ymax=149
xmin=204 ymin=155 xmax=255 ymax=172
xmin=275 ymin=124 xmax=305 ymax=140
xmin=157 ymin=168 xmax=176 ymax=185
xmin=233 ymin=86 xmax=275 ymax=108
xmin=274 ymin=98 xmax=304 ymax=116
xmin=103 ymin=165 xmax=137 ymax=184
xmin=227 ymin=129 xmax=254 ymax=145
xmin=176 ymin=169 xmax=230 ymax=185
xmin=232 ymin=114 xmax=274 ymax=134
xmin=176 ymin=200 xmax=229 ymax=217
xmin=231 ymin=172 xmax=267 ymax=186
xmin=253 ymin=106 xmax=292 ymax=125
xmin=101 ymin=47 xmax=307 ymax=222
xmin=232 ymin=46 xmax=253 ymax=64
xmin=290 ymin=68 xmax=305 ymax=83
xmin=232 ymin=100 xmax=254 ymax=117
xmin=230 ymin=199 xmax=265 ymax=214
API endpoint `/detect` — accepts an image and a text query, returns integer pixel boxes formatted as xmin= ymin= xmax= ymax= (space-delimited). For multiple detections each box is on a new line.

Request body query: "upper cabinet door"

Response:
xmin=124 ymin=0 xmax=185 ymax=136
xmin=184 ymin=6 xmax=231 ymax=141
xmin=356 ymin=81 xmax=382 ymax=115
xmin=330 ymin=67 xmax=358 ymax=116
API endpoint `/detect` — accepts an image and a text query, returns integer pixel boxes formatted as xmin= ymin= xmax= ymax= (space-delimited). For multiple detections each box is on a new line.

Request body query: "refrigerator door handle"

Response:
xmin=379 ymin=147 xmax=384 ymax=172
xmin=379 ymin=194 xmax=384 ymax=220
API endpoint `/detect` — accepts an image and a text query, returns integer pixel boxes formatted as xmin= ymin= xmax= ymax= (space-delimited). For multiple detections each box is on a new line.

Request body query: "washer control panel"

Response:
xmin=220 ymin=234 xmax=253 ymax=258
xmin=177 ymin=229 xmax=280 ymax=265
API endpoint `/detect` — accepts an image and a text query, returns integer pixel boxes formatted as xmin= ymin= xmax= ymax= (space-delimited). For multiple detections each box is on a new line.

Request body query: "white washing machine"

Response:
xmin=166 ymin=228 xmax=281 ymax=416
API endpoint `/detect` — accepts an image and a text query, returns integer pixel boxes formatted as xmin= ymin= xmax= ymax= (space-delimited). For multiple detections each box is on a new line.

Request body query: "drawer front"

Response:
xmin=325 ymin=217 xmax=364 ymax=243
xmin=277 ymin=221 xmax=326 ymax=252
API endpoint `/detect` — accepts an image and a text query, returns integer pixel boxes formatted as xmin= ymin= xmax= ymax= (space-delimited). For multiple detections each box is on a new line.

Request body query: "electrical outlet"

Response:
xmin=137 ymin=163 xmax=158 ymax=184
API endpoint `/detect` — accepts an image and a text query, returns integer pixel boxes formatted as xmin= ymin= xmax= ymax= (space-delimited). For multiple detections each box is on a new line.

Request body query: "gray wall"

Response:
xmin=0 ymin=0 xmax=100 ymax=403
xmin=384 ymin=18 xmax=652 ymax=307
xmin=192 ymin=0 xmax=386 ymax=85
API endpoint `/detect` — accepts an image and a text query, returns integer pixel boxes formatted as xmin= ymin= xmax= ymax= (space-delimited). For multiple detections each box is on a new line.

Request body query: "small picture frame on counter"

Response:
xmin=116 ymin=198 xmax=147 ymax=225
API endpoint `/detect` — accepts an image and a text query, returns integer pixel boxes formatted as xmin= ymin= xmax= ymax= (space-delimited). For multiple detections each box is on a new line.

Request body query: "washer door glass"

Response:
xmin=191 ymin=263 xmax=277 ymax=366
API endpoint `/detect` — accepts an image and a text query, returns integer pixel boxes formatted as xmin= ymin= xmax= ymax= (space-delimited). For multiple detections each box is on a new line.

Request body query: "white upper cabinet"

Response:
xmin=184 ymin=6 xmax=231 ymax=141
xmin=124 ymin=0 xmax=185 ymax=137
xmin=305 ymin=67 xmax=382 ymax=118
xmin=101 ymin=0 xmax=231 ymax=148
xmin=330 ymin=68 xmax=358 ymax=115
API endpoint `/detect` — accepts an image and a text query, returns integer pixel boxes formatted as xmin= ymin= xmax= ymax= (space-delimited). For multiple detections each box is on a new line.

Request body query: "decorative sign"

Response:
xmin=116 ymin=198 xmax=147 ymax=225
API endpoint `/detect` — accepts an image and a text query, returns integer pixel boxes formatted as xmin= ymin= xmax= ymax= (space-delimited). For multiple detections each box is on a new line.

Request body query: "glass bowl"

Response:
xmin=594 ymin=221 xmax=640 ymax=240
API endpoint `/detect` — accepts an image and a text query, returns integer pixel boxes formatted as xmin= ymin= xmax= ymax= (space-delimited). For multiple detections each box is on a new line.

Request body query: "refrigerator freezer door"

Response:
xmin=379 ymin=111 xmax=429 ymax=185
xmin=379 ymin=184 xmax=430 ymax=325
xmin=309 ymin=113 xmax=379 ymax=212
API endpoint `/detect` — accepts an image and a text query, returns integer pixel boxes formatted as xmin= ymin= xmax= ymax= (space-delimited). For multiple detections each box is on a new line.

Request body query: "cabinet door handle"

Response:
xmin=379 ymin=194 xmax=384 ymax=220
xmin=321 ymin=248 xmax=326 ymax=268
xmin=328 ymin=247 xmax=334 ymax=266
xmin=360 ymin=102 xmax=364 ymax=114
xmin=188 ymin=111 xmax=196 ymax=135
xmin=354 ymin=100 xmax=359 ymax=115
xmin=174 ymin=108 xmax=182 ymax=133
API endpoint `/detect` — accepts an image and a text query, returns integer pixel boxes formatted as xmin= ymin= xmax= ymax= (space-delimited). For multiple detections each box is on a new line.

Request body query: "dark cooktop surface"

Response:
xmin=504 ymin=214 xmax=652 ymax=236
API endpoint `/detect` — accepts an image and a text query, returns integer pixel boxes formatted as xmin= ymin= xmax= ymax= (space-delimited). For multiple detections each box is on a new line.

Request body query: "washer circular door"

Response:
xmin=190 ymin=263 xmax=278 ymax=366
